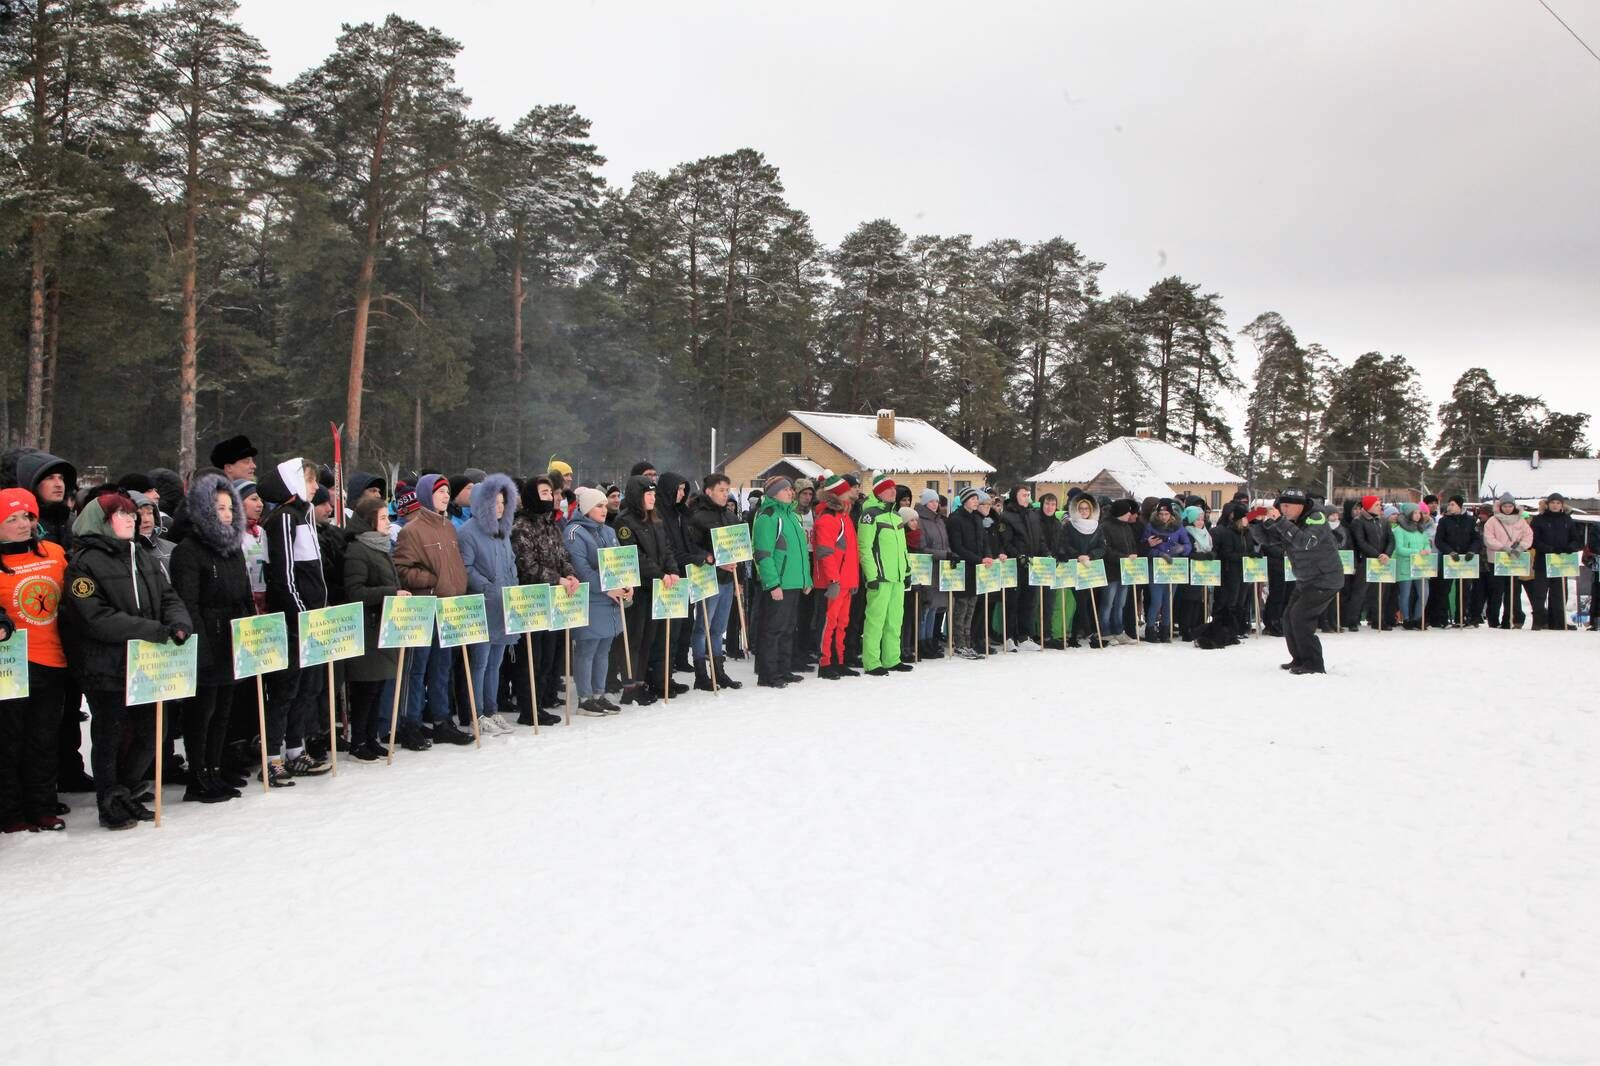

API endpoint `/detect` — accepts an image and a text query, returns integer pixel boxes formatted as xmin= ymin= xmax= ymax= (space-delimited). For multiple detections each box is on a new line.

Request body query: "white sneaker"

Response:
xmin=1017 ymin=638 xmax=1040 ymax=650
xmin=478 ymin=713 xmax=510 ymax=736
xmin=1113 ymin=634 xmax=1135 ymax=647
xmin=1003 ymin=639 xmax=1018 ymax=653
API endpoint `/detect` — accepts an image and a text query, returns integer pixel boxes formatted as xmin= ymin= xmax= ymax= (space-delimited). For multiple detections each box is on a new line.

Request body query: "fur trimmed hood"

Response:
xmin=186 ymin=472 xmax=246 ymax=556
xmin=469 ymin=474 xmax=518 ymax=539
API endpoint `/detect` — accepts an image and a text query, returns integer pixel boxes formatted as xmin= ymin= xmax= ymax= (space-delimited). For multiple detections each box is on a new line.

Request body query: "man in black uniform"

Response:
xmin=1262 ymin=488 xmax=1344 ymax=675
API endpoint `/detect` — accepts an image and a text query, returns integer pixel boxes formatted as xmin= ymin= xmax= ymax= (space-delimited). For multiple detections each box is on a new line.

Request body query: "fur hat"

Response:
xmin=793 ymin=477 xmax=815 ymax=494
xmin=209 ymin=434 xmax=257 ymax=468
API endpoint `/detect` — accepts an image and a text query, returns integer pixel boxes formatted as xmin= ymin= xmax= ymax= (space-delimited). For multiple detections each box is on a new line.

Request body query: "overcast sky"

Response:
xmin=239 ymin=0 xmax=1600 ymax=452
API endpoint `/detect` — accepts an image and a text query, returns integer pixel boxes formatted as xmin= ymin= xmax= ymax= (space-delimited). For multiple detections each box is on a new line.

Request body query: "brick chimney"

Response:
xmin=876 ymin=409 xmax=896 ymax=441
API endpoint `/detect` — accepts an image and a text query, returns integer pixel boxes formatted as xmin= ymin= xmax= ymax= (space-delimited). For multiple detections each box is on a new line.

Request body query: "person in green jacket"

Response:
xmin=1391 ymin=502 xmax=1432 ymax=629
xmin=752 ymin=477 xmax=811 ymax=688
xmin=858 ymin=475 xmax=912 ymax=675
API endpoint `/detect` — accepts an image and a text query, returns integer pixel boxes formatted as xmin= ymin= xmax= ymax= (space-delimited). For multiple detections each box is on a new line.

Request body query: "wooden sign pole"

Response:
xmin=257 ymin=673 xmax=273 ymax=787
xmin=618 ymin=600 xmax=633 ymax=680
xmin=524 ymin=633 xmax=540 ymax=733
xmin=385 ymin=647 xmax=406 ymax=765
xmin=947 ymin=589 xmax=954 ymax=659
xmin=564 ymin=629 xmax=574 ymax=725
xmin=701 ymin=605 xmax=719 ymax=695
xmin=461 ymin=650 xmax=481 ymax=747
xmin=663 ymin=616 xmax=672 ymax=703
xmin=327 ymin=660 xmax=339 ymax=775
xmin=153 ymin=701 xmax=164 ymax=827
xmin=1089 ymin=587 xmax=1103 ymax=647
xmin=731 ymin=571 xmax=750 ymax=656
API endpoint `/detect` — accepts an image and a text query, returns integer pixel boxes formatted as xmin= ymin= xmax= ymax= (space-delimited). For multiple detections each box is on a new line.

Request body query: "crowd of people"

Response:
xmin=0 ymin=435 xmax=1594 ymax=836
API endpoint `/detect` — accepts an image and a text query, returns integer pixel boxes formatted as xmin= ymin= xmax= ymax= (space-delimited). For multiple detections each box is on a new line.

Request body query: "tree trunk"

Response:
xmin=511 ymin=225 xmax=525 ymax=473
xmin=25 ymin=222 xmax=47 ymax=449
xmin=413 ymin=393 xmax=423 ymax=471
xmin=178 ymin=97 xmax=201 ymax=476
xmin=346 ymin=74 xmax=397 ymax=473
xmin=41 ymin=279 xmax=60 ymax=450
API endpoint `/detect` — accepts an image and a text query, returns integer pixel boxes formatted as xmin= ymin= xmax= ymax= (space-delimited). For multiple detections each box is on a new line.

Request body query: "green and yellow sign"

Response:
xmin=1410 ymin=551 xmax=1439 ymax=579
xmin=652 ymin=578 xmax=689 ymax=620
xmin=1546 ymin=552 xmax=1582 ymax=579
xmin=549 ymin=582 xmax=590 ymax=630
xmin=938 ymin=561 xmax=966 ymax=593
xmin=1027 ymin=557 xmax=1057 ymax=587
xmin=1073 ymin=559 xmax=1108 ymax=590
xmin=125 ymin=638 xmax=197 ymax=705
xmin=975 ymin=560 xmax=1004 ymax=595
xmin=503 ymin=583 xmax=552 ymax=635
xmin=1190 ymin=560 xmax=1222 ymax=587
xmin=908 ymin=553 xmax=935 ymax=587
xmin=1443 ymin=554 xmax=1479 ymax=580
xmin=1339 ymin=550 xmax=1356 ymax=576
xmin=711 ymin=525 xmax=754 ymax=566
xmin=232 ymin=612 xmax=288 ymax=679
xmin=1493 ymin=551 xmax=1532 ymax=578
xmin=1365 ymin=556 xmax=1396 ymax=583
xmin=0 ymin=630 xmax=28 ymax=700
xmin=1242 ymin=557 xmax=1268 ymax=584
xmin=436 ymin=594 xmax=490 ymax=648
xmin=1052 ymin=559 xmax=1077 ymax=589
xmin=685 ymin=564 xmax=720 ymax=604
xmin=299 ymin=602 xmax=365 ymax=667
xmin=999 ymin=557 xmax=1019 ymax=589
xmin=1119 ymin=557 xmax=1150 ymax=585
xmin=379 ymin=595 xmax=437 ymax=649
xmin=597 ymin=545 xmax=640 ymax=592
xmin=1153 ymin=558 xmax=1190 ymax=585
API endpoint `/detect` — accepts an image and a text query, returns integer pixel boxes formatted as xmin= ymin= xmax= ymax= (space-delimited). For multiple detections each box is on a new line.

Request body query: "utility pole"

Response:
xmin=1326 ymin=464 xmax=1333 ymax=503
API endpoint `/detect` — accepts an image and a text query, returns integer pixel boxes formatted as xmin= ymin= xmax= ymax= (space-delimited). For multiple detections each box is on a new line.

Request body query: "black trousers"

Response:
xmin=1285 ymin=584 xmax=1340 ymax=672
xmin=1263 ymin=558 xmax=1287 ymax=630
xmin=844 ymin=576 xmax=866 ymax=664
xmin=1528 ymin=572 xmax=1569 ymax=628
xmin=1365 ymin=580 xmax=1394 ymax=630
xmin=1486 ymin=575 xmax=1528 ymax=627
xmin=756 ymin=589 xmax=799 ymax=681
xmin=183 ymin=683 xmax=236 ymax=773
xmin=265 ymin=646 xmax=326 ymax=757
xmin=0 ymin=663 xmax=66 ymax=823
xmin=1342 ymin=568 xmax=1367 ymax=629
xmin=87 ymin=688 xmax=158 ymax=812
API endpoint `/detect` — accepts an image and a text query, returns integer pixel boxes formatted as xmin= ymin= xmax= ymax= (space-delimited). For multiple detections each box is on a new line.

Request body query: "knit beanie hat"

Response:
xmin=1383 ymin=504 xmax=1400 ymax=518
xmin=1181 ymin=505 xmax=1203 ymax=525
xmin=232 ymin=479 xmax=259 ymax=502
xmin=872 ymin=475 xmax=897 ymax=498
xmin=395 ymin=490 xmax=420 ymax=517
xmin=919 ymin=488 xmax=939 ymax=506
xmin=1360 ymin=494 xmax=1380 ymax=512
xmin=1399 ymin=502 xmax=1418 ymax=516
xmin=1498 ymin=492 xmax=1516 ymax=506
xmin=547 ymin=458 xmax=573 ymax=478
xmin=822 ymin=475 xmax=850 ymax=498
xmin=574 ymin=486 xmax=608 ymax=516
xmin=1110 ymin=499 xmax=1139 ymax=518
xmin=898 ymin=506 xmax=919 ymax=525
xmin=764 ymin=475 xmax=792 ymax=495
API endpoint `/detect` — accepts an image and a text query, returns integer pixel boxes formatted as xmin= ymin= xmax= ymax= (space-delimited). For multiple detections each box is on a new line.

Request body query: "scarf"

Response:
xmin=1188 ymin=524 xmax=1213 ymax=553
xmin=357 ymin=530 xmax=392 ymax=555
xmin=1493 ymin=511 xmax=1522 ymax=532
xmin=1070 ymin=514 xmax=1099 ymax=536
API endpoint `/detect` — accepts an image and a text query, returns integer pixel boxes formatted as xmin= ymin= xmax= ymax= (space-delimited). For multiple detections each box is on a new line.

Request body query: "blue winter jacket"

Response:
xmin=563 ymin=512 xmax=623 ymax=640
xmin=1143 ymin=521 xmax=1193 ymax=558
xmin=456 ymin=474 xmax=520 ymax=645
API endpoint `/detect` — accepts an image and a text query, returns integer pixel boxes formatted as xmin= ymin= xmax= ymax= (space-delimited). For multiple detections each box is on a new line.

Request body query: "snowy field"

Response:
xmin=3 ymin=628 xmax=1596 ymax=1065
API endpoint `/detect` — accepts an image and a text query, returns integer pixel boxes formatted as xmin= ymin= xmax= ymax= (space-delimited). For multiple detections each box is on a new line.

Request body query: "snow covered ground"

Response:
xmin=3 ymin=628 xmax=1597 ymax=1065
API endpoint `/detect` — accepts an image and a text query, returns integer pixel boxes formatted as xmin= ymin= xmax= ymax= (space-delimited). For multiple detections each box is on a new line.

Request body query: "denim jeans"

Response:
xmin=572 ymin=636 xmax=613 ymax=698
xmin=691 ymin=583 xmax=734 ymax=661
xmin=404 ymin=636 xmax=454 ymax=724
xmin=466 ymin=642 xmax=508 ymax=713
xmin=1099 ymin=583 xmax=1131 ymax=636
xmin=1148 ymin=584 xmax=1174 ymax=631
xmin=1396 ymin=579 xmax=1422 ymax=622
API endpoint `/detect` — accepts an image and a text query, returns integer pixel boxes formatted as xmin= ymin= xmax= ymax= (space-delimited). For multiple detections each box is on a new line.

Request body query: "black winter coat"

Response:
xmin=170 ymin=535 xmax=254 ymax=687
xmin=1349 ymin=512 xmax=1395 ymax=560
xmin=64 ymin=533 xmax=191 ymax=693
xmin=1102 ymin=518 xmax=1140 ymax=585
xmin=1530 ymin=509 xmax=1583 ymax=576
xmin=685 ymin=492 xmax=740 ymax=584
xmin=615 ymin=476 xmax=678 ymax=583
xmin=1434 ymin=512 xmax=1480 ymax=557
xmin=342 ymin=521 xmax=401 ymax=684
xmin=1058 ymin=520 xmax=1107 ymax=561
xmin=1262 ymin=515 xmax=1343 ymax=591
xmin=1000 ymin=500 xmax=1050 ymax=558
xmin=944 ymin=506 xmax=986 ymax=597
xmin=1212 ymin=522 xmax=1249 ymax=587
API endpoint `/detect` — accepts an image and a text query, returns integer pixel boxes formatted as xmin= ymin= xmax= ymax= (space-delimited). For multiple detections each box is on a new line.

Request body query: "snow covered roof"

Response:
xmin=1027 ymin=437 xmax=1243 ymax=498
xmin=759 ymin=457 xmax=827 ymax=479
xmin=1479 ymin=458 xmax=1600 ymax=501
xmin=788 ymin=411 xmax=994 ymax=474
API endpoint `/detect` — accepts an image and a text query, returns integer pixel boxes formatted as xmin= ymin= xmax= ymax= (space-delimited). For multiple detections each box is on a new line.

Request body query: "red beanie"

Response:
xmin=872 ymin=476 xmax=896 ymax=498
xmin=1360 ymin=494 xmax=1380 ymax=512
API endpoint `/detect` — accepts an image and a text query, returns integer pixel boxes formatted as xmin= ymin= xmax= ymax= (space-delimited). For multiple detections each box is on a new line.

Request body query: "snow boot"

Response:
xmin=694 ymin=660 xmax=717 ymax=692
xmin=713 ymin=658 xmax=742 ymax=689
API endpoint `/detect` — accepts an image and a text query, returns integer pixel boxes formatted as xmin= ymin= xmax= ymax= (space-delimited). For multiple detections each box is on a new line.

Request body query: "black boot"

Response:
xmin=713 ymin=657 xmax=742 ymax=690
xmin=694 ymin=660 xmax=717 ymax=692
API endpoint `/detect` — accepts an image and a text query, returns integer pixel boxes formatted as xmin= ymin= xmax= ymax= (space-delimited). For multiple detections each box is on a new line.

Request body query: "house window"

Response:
xmin=781 ymin=431 xmax=802 ymax=455
xmin=954 ymin=480 xmax=972 ymax=493
xmin=926 ymin=480 xmax=939 ymax=492
xmin=1210 ymin=489 xmax=1222 ymax=508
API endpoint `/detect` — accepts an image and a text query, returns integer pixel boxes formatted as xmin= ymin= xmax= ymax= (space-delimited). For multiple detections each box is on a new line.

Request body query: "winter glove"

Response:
xmin=826 ymin=581 xmax=841 ymax=601
xmin=167 ymin=624 xmax=192 ymax=646
xmin=904 ymin=575 xmax=912 ymax=589
xmin=868 ymin=579 xmax=884 ymax=590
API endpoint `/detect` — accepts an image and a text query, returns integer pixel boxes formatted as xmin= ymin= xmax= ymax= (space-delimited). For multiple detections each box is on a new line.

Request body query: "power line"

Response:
xmin=1535 ymin=0 xmax=1600 ymax=65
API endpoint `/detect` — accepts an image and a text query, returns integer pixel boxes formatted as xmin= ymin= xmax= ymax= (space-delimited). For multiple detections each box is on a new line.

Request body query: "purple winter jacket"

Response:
xmin=1143 ymin=521 xmax=1193 ymax=559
